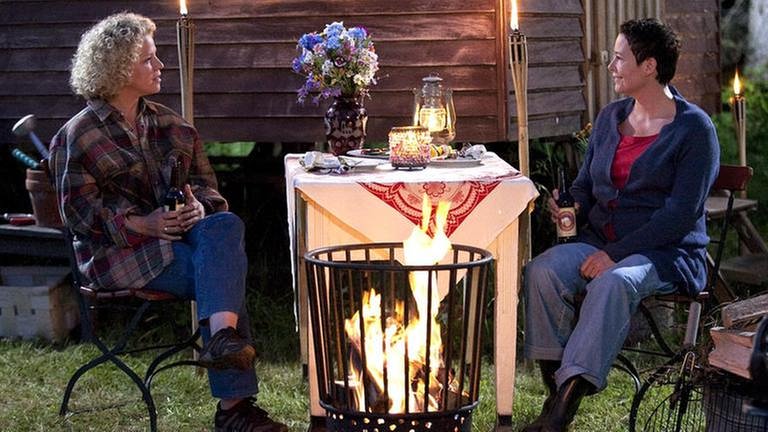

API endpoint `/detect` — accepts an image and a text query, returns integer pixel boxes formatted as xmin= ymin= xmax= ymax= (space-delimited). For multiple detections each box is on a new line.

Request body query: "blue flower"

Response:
xmin=325 ymin=35 xmax=341 ymax=51
xmin=298 ymin=33 xmax=322 ymax=50
xmin=348 ymin=27 xmax=367 ymax=41
xmin=324 ymin=22 xmax=345 ymax=37
xmin=291 ymin=21 xmax=379 ymax=104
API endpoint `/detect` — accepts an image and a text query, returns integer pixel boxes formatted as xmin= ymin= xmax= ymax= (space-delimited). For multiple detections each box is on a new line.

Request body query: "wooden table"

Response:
xmin=285 ymin=152 xmax=539 ymax=427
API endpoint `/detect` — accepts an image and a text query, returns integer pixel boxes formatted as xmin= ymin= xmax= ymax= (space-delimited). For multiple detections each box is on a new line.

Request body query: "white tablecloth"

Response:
xmin=284 ymin=152 xmax=539 ymax=418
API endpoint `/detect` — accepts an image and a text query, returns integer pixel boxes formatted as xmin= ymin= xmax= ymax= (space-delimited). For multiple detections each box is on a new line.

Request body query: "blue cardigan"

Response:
xmin=571 ymin=88 xmax=719 ymax=295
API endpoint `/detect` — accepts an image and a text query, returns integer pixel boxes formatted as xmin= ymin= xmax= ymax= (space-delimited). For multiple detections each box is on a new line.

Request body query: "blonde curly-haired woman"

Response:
xmin=50 ymin=12 xmax=287 ymax=432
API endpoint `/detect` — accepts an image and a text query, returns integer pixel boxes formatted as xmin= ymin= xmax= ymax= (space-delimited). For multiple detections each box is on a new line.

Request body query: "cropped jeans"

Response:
xmin=146 ymin=211 xmax=258 ymax=400
xmin=523 ymin=242 xmax=676 ymax=391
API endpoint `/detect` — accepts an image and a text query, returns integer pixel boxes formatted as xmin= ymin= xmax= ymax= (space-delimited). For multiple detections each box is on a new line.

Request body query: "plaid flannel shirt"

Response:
xmin=49 ymin=98 xmax=227 ymax=290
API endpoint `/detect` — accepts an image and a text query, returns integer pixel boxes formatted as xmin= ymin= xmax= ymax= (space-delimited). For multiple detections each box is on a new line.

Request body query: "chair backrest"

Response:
xmin=708 ymin=164 xmax=754 ymax=297
xmin=711 ymin=164 xmax=753 ymax=192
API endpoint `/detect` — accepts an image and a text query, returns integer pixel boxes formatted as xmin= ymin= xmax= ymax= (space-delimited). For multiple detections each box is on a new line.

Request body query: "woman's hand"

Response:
xmin=548 ymin=189 xmax=580 ymax=224
xmin=580 ymin=250 xmax=615 ymax=279
xmin=547 ymin=190 xmax=562 ymax=224
xmin=126 ymin=207 xmax=183 ymax=240
xmin=178 ymin=184 xmax=205 ymax=231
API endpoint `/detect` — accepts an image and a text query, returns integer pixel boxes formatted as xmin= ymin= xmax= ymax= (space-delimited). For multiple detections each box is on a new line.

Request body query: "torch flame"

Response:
xmin=733 ymin=70 xmax=742 ymax=96
xmin=180 ymin=0 xmax=188 ymax=16
xmin=344 ymin=194 xmax=452 ymax=413
xmin=510 ymin=0 xmax=519 ymax=31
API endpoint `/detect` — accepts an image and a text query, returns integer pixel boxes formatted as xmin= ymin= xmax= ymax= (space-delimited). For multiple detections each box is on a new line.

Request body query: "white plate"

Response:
xmin=429 ymin=158 xmax=483 ymax=167
xmin=346 ymin=149 xmax=390 ymax=159
xmin=339 ymin=156 xmax=386 ymax=171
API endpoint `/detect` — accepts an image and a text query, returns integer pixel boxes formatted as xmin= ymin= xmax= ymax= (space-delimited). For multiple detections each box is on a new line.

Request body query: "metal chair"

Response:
xmin=627 ymin=164 xmax=754 ymax=432
xmin=59 ymin=231 xmax=202 ymax=432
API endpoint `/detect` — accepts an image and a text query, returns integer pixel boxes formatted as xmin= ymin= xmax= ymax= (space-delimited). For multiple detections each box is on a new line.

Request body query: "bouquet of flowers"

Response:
xmin=292 ymin=21 xmax=379 ymax=104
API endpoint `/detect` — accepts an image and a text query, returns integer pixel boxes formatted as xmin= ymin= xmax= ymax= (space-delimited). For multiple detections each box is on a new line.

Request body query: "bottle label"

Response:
xmin=556 ymin=207 xmax=577 ymax=238
xmin=164 ymin=202 xmax=185 ymax=212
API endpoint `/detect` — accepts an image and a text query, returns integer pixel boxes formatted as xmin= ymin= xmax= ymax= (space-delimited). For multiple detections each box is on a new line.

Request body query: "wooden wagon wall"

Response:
xmin=513 ymin=0 xmax=587 ymax=140
xmin=663 ymin=0 xmax=721 ymax=114
xmin=0 ymin=0 xmax=719 ymax=151
xmin=0 ymin=0 xmax=511 ymax=147
xmin=585 ymin=0 xmax=720 ymax=120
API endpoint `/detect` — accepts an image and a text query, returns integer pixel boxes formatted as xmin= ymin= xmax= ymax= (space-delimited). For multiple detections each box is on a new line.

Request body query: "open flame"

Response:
xmin=733 ymin=70 xmax=742 ymax=96
xmin=510 ymin=0 xmax=519 ymax=31
xmin=344 ymin=194 xmax=452 ymax=413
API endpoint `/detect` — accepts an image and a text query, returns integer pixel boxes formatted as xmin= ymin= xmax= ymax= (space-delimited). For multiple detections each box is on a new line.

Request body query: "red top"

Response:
xmin=603 ymin=133 xmax=658 ymax=241
xmin=611 ymin=133 xmax=659 ymax=190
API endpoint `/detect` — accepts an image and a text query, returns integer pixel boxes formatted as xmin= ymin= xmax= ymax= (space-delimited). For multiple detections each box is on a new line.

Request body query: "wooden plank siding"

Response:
xmin=583 ymin=0 xmax=720 ymax=120
xmin=0 ymin=0 xmax=720 ymax=149
xmin=512 ymin=0 xmax=588 ymax=139
xmin=663 ymin=0 xmax=721 ymax=114
xmin=0 ymin=0 xmax=511 ymax=146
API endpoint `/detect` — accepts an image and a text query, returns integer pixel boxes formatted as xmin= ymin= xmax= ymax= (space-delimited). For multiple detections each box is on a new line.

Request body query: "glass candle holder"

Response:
xmin=412 ymin=75 xmax=456 ymax=145
xmin=388 ymin=126 xmax=431 ymax=169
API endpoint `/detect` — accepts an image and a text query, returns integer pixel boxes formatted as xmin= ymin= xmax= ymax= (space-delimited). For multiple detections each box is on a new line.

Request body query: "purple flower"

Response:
xmin=333 ymin=56 xmax=348 ymax=68
xmin=291 ymin=58 xmax=302 ymax=73
xmin=291 ymin=22 xmax=378 ymax=105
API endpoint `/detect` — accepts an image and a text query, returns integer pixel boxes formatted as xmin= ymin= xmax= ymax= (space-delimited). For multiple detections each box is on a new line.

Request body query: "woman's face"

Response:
xmin=607 ymin=34 xmax=655 ymax=95
xmin=123 ymin=35 xmax=164 ymax=98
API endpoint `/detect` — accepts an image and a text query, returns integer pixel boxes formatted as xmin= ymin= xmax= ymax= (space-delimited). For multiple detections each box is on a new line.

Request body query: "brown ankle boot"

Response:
xmin=539 ymin=376 xmax=594 ymax=432
xmin=520 ymin=360 xmax=560 ymax=432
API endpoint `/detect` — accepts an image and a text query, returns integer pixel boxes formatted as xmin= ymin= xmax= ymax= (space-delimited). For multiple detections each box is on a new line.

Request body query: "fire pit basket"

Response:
xmin=304 ymin=242 xmax=493 ymax=432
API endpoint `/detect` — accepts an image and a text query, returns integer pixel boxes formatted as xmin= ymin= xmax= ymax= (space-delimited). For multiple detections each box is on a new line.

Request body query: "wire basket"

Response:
xmin=704 ymin=376 xmax=768 ymax=432
xmin=304 ymin=242 xmax=493 ymax=432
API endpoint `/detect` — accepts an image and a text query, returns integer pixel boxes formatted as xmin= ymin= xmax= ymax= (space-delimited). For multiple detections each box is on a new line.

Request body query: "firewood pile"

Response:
xmin=709 ymin=293 xmax=768 ymax=381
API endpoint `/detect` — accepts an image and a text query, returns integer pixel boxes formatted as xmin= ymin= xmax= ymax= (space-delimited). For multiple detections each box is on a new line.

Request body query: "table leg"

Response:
xmin=295 ymin=191 xmax=309 ymax=376
xmin=491 ymin=220 xmax=520 ymax=425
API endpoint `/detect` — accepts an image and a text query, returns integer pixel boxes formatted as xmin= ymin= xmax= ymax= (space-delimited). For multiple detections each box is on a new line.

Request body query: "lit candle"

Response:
xmin=731 ymin=70 xmax=746 ymax=168
xmin=508 ymin=0 xmax=525 ymax=66
xmin=508 ymin=0 xmax=532 ymax=274
xmin=389 ymin=126 xmax=431 ymax=169
xmin=508 ymin=0 xmax=528 ymax=176
xmin=177 ymin=0 xmax=195 ymax=123
xmin=510 ymin=0 xmax=519 ymax=31
xmin=419 ymin=107 xmax=447 ymax=133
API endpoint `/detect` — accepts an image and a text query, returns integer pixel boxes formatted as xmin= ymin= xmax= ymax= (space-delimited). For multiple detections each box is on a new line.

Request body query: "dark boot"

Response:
xmin=520 ymin=360 xmax=560 ymax=432
xmin=539 ymin=376 xmax=594 ymax=432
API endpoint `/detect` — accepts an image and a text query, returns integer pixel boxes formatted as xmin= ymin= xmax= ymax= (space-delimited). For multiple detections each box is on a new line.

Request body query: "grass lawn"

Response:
xmin=0 ymin=337 xmax=642 ymax=431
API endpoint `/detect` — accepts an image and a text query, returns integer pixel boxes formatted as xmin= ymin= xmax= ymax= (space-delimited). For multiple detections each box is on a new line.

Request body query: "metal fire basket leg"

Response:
xmin=304 ymin=242 xmax=493 ymax=432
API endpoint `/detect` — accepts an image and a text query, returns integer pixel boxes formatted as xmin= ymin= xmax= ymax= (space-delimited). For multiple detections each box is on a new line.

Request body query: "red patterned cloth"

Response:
xmin=359 ymin=181 xmax=501 ymax=237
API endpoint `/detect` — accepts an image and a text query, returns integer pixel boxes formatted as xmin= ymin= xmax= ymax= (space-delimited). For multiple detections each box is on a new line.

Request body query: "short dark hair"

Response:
xmin=620 ymin=18 xmax=680 ymax=85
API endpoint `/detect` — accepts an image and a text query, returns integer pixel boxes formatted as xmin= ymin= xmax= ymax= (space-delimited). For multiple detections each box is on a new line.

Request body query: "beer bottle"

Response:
xmin=556 ymin=166 xmax=577 ymax=243
xmin=163 ymin=160 xmax=185 ymax=212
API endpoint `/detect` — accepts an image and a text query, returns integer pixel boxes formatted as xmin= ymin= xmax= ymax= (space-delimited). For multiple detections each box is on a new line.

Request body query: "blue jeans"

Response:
xmin=146 ymin=211 xmax=258 ymax=399
xmin=523 ymin=242 xmax=676 ymax=390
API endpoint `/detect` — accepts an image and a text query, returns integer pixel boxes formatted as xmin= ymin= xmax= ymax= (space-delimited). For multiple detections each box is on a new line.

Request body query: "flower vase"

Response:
xmin=324 ymin=96 xmax=368 ymax=156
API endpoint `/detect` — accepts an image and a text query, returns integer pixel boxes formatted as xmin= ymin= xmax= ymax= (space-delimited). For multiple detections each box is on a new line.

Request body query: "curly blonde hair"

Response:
xmin=70 ymin=12 xmax=156 ymax=100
